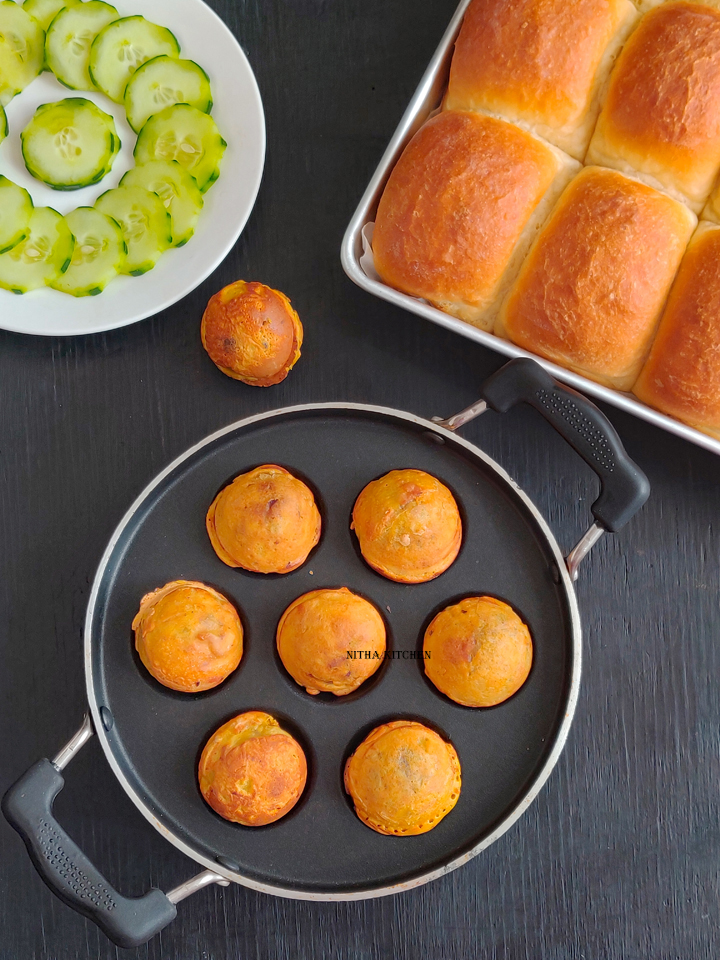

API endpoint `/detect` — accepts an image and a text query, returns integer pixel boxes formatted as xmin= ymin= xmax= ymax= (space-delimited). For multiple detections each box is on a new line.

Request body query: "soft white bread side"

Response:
xmin=701 ymin=177 xmax=720 ymax=223
xmin=633 ymin=221 xmax=720 ymax=438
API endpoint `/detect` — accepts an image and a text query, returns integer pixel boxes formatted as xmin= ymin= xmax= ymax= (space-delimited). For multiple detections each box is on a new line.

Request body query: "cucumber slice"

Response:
xmin=120 ymin=159 xmax=203 ymax=247
xmin=0 ymin=175 xmax=33 ymax=254
xmin=134 ymin=104 xmax=226 ymax=193
xmin=23 ymin=0 xmax=80 ymax=32
xmin=49 ymin=206 xmax=125 ymax=295
xmin=95 ymin=185 xmax=171 ymax=275
xmin=89 ymin=16 xmax=180 ymax=103
xmin=0 ymin=206 xmax=74 ymax=293
xmin=124 ymin=55 xmax=211 ymax=133
xmin=22 ymin=97 xmax=120 ymax=190
xmin=0 ymin=1 xmax=45 ymax=105
xmin=46 ymin=1 xmax=118 ymax=91
xmin=0 ymin=102 xmax=7 ymax=144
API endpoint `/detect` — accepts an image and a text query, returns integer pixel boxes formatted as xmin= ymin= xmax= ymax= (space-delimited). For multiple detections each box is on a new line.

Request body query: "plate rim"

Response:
xmin=0 ymin=0 xmax=266 ymax=338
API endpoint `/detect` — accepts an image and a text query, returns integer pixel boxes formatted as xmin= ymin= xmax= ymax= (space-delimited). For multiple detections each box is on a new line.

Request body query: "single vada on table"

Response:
xmin=276 ymin=587 xmax=386 ymax=696
xmin=132 ymin=580 xmax=243 ymax=693
xmin=206 ymin=464 xmax=321 ymax=574
xmin=423 ymin=596 xmax=532 ymax=707
xmin=198 ymin=711 xmax=307 ymax=826
xmin=201 ymin=280 xmax=303 ymax=387
xmin=351 ymin=469 xmax=462 ymax=583
xmin=344 ymin=720 xmax=461 ymax=836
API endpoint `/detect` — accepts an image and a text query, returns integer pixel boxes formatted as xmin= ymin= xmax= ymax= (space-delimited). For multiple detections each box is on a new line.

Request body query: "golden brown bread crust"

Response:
xmin=372 ymin=110 xmax=578 ymax=332
xmin=344 ymin=721 xmax=461 ymax=836
xmin=586 ymin=2 xmax=720 ymax=210
xmin=351 ymin=469 xmax=462 ymax=583
xmin=423 ymin=597 xmax=533 ymax=708
xmin=633 ymin=222 xmax=720 ymax=438
xmin=496 ymin=166 xmax=696 ymax=390
xmin=206 ymin=465 xmax=321 ymax=574
xmin=198 ymin=711 xmax=307 ymax=826
xmin=201 ymin=280 xmax=303 ymax=387
xmin=276 ymin=588 xmax=386 ymax=696
xmin=132 ymin=580 xmax=243 ymax=693
xmin=445 ymin=0 xmax=638 ymax=160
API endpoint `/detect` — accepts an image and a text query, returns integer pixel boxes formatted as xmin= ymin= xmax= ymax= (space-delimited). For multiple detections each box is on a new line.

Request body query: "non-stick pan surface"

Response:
xmin=87 ymin=405 xmax=578 ymax=897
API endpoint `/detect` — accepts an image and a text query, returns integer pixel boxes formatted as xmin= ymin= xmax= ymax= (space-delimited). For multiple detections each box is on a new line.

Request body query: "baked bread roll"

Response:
xmin=372 ymin=110 xmax=579 ymax=331
xmin=586 ymin=2 xmax=720 ymax=211
xmin=445 ymin=0 xmax=638 ymax=160
xmin=496 ymin=166 xmax=696 ymax=390
xmin=633 ymin=222 xmax=720 ymax=438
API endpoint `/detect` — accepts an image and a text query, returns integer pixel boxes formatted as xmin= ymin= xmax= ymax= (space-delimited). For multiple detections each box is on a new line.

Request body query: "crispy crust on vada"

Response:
xmin=344 ymin=720 xmax=461 ymax=835
xmin=206 ymin=465 xmax=321 ymax=574
xmin=351 ymin=469 xmax=462 ymax=583
xmin=132 ymin=580 xmax=243 ymax=693
xmin=201 ymin=281 xmax=303 ymax=387
xmin=423 ymin=596 xmax=532 ymax=707
xmin=198 ymin=711 xmax=307 ymax=826
xmin=276 ymin=587 xmax=386 ymax=696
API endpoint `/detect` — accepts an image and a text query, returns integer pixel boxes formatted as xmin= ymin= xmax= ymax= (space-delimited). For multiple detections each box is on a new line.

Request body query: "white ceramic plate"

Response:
xmin=0 ymin=0 xmax=265 ymax=337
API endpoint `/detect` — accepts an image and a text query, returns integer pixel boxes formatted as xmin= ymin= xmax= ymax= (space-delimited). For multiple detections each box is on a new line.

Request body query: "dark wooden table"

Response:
xmin=1 ymin=1 xmax=719 ymax=957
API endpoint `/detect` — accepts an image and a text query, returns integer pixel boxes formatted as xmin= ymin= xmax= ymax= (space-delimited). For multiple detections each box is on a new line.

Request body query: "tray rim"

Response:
xmin=339 ymin=0 xmax=720 ymax=459
xmin=84 ymin=401 xmax=582 ymax=901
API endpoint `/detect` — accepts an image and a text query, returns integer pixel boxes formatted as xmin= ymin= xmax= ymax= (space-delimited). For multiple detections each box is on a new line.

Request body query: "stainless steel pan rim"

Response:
xmin=83 ymin=400 xmax=583 ymax=902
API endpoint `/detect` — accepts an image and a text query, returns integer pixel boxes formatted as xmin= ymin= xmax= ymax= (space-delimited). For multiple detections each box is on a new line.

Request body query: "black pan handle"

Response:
xmin=479 ymin=359 xmax=650 ymax=533
xmin=2 ymin=725 xmax=177 ymax=949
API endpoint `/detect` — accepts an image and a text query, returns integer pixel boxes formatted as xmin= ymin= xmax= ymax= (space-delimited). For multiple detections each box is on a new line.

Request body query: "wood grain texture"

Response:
xmin=1 ymin=1 xmax=719 ymax=957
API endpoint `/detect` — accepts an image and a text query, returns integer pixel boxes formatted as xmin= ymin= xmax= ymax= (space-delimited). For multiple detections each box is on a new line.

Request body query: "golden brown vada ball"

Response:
xmin=276 ymin=588 xmax=386 ymax=696
xmin=351 ymin=469 xmax=462 ymax=583
xmin=201 ymin=280 xmax=303 ymax=386
xmin=132 ymin=580 xmax=243 ymax=693
xmin=344 ymin=720 xmax=461 ymax=836
xmin=206 ymin=465 xmax=321 ymax=574
xmin=423 ymin=597 xmax=532 ymax=707
xmin=198 ymin=711 xmax=307 ymax=826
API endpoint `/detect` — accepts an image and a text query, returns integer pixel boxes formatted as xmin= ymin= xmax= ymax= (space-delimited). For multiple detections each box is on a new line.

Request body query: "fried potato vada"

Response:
xmin=344 ymin=720 xmax=461 ymax=835
xmin=132 ymin=580 xmax=243 ymax=693
xmin=198 ymin=711 xmax=307 ymax=826
xmin=277 ymin=587 xmax=386 ymax=696
xmin=201 ymin=280 xmax=303 ymax=386
xmin=351 ymin=469 xmax=462 ymax=583
xmin=207 ymin=465 xmax=321 ymax=574
xmin=423 ymin=596 xmax=532 ymax=707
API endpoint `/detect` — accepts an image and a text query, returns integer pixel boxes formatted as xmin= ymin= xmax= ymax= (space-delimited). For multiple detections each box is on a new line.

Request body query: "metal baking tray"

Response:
xmin=340 ymin=0 xmax=720 ymax=458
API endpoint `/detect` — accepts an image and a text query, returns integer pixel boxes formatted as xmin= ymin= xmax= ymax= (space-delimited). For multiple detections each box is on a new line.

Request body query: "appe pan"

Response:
xmin=3 ymin=360 xmax=650 ymax=948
